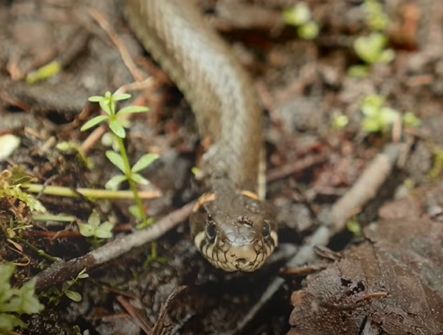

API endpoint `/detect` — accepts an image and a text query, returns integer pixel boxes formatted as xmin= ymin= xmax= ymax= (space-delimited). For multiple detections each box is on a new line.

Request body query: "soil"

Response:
xmin=0 ymin=0 xmax=442 ymax=334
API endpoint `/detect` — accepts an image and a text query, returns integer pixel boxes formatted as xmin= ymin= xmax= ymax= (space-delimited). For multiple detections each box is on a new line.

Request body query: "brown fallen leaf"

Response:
xmin=288 ymin=219 xmax=443 ymax=335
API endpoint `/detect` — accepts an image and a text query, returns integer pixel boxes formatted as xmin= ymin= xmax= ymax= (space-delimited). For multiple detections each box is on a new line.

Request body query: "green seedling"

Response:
xmin=363 ymin=0 xmax=389 ymax=31
xmin=81 ymin=91 xmax=158 ymax=227
xmin=331 ymin=113 xmax=349 ymax=130
xmin=354 ymin=33 xmax=395 ymax=65
xmin=78 ymin=210 xmax=113 ymax=240
xmin=403 ymin=111 xmax=421 ymax=128
xmin=360 ymin=94 xmax=399 ymax=133
xmin=0 ymin=263 xmax=44 ymax=334
xmin=45 ymin=268 xmax=89 ymax=305
xmin=283 ymin=2 xmax=319 ymax=40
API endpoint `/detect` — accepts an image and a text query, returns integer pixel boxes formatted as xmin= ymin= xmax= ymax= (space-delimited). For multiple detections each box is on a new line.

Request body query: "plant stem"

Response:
xmin=22 ymin=183 xmax=160 ymax=200
xmin=114 ymin=136 xmax=149 ymax=226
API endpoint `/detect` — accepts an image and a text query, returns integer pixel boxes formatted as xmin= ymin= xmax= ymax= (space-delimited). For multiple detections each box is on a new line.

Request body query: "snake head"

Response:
xmin=191 ymin=191 xmax=278 ymax=272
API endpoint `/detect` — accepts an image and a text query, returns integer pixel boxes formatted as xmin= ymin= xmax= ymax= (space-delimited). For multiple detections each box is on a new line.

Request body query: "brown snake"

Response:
xmin=125 ymin=0 xmax=278 ymax=271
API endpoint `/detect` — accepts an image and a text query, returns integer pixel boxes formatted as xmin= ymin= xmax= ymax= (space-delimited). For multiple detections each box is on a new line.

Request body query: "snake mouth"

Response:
xmin=194 ymin=230 xmax=278 ymax=272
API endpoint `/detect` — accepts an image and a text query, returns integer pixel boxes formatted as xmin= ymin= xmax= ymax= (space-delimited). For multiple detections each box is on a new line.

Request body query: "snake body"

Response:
xmin=125 ymin=0 xmax=277 ymax=271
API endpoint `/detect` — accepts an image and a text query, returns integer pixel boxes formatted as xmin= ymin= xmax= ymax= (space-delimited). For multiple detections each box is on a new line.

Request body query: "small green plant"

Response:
xmin=45 ymin=268 xmax=89 ymax=305
xmin=78 ymin=211 xmax=113 ymax=240
xmin=354 ymin=33 xmax=395 ymax=65
xmin=360 ymin=94 xmax=399 ymax=133
xmin=283 ymin=2 xmax=319 ymax=40
xmin=359 ymin=94 xmax=421 ymax=134
xmin=403 ymin=111 xmax=421 ymax=128
xmin=349 ymin=0 xmax=394 ymax=77
xmin=331 ymin=112 xmax=349 ymax=130
xmin=0 ymin=168 xmax=46 ymax=239
xmin=363 ymin=0 xmax=389 ymax=31
xmin=81 ymin=91 xmax=158 ymax=227
xmin=428 ymin=147 xmax=443 ymax=180
xmin=61 ymin=269 xmax=89 ymax=303
xmin=0 ymin=263 xmax=44 ymax=334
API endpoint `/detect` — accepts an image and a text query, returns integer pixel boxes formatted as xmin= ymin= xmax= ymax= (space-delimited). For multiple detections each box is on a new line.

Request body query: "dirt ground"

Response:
xmin=0 ymin=0 xmax=442 ymax=334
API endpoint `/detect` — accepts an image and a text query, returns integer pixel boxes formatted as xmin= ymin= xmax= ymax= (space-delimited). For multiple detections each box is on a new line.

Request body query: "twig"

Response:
xmin=233 ymin=143 xmax=403 ymax=334
xmin=88 ymin=7 xmax=145 ymax=82
xmin=116 ymin=295 xmax=153 ymax=334
xmin=80 ymin=124 xmax=107 ymax=155
xmin=34 ymin=201 xmax=195 ymax=291
xmin=266 ymin=153 xmax=327 ymax=183
xmin=22 ymin=183 xmax=161 ymax=200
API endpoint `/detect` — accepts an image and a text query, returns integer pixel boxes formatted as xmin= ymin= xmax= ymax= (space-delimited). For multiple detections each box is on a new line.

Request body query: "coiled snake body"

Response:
xmin=125 ymin=0 xmax=277 ymax=271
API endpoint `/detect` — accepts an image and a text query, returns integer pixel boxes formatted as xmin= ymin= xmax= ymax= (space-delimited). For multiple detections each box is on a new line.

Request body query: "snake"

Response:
xmin=124 ymin=0 xmax=278 ymax=272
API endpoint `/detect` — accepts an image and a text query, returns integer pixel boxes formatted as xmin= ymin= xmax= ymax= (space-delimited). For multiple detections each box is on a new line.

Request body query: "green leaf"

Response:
xmin=15 ymin=279 xmax=44 ymax=314
xmin=129 ymin=205 xmax=143 ymax=220
xmin=95 ymin=221 xmax=113 ymax=239
xmin=112 ymin=93 xmax=131 ymax=101
xmin=131 ymin=173 xmax=149 ymax=185
xmin=283 ymin=3 xmax=311 ymax=26
xmin=109 ymin=119 xmax=126 ymax=138
xmin=99 ymin=99 xmax=113 ymax=116
xmin=80 ymin=115 xmax=108 ymax=132
xmin=78 ymin=222 xmax=94 ymax=237
xmin=118 ymin=105 xmax=149 ymax=116
xmin=105 ymin=174 xmax=127 ymax=190
xmin=77 ymin=269 xmax=89 ymax=279
xmin=0 ymin=313 xmax=25 ymax=333
xmin=106 ymin=151 xmax=126 ymax=172
xmin=132 ymin=153 xmax=159 ymax=173
xmin=87 ymin=211 xmax=101 ymax=227
xmin=297 ymin=21 xmax=319 ymax=40
xmin=88 ymin=95 xmax=105 ymax=102
xmin=65 ymin=290 xmax=82 ymax=302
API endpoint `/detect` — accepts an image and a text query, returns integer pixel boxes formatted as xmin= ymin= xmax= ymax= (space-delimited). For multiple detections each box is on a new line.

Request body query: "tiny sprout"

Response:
xmin=403 ymin=112 xmax=421 ymax=128
xmin=283 ymin=3 xmax=319 ymax=40
xmin=78 ymin=211 xmax=113 ymax=239
xmin=363 ymin=0 xmax=389 ymax=32
xmin=82 ymin=91 xmax=149 ymax=139
xmin=283 ymin=2 xmax=311 ymax=26
xmin=62 ymin=268 xmax=89 ymax=303
xmin=0 ymin=263 xmax=44 ymax=333
xmin=360 ymin=94 xmax=399 ymax=133
xmin=297 ymin=21 xmax=319 ymax=40
xmin=331 ymin=113 xmax=349 ymax=130
xmin=354 ymin=33 xmax=395 ymax=65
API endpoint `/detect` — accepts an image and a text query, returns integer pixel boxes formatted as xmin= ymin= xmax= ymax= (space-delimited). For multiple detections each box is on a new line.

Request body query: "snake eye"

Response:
xmin=206 ymin=222 xmax=217 ymax=242
xmin=262 ymin=221 xmax=271 ymax=238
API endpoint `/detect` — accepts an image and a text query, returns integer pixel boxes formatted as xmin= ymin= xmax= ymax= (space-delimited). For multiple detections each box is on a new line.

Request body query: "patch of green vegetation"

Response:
xmin=26 ymin=60 xmax=61 ymax=85
xmin=0 ymin=169 xmax=45 ymax=214
xmin=359 ymin=94 xmax=421 ymax=134
xmin=78 ymin=211 xmax=113 ymax=240
xmin=360 ymin=94 xmax=399 ymax=133
xmin=331 ymin=113 xmax=349 ymax=130
xmin=363 ymin=0 xmax=389 ymax=31
xmin=0 ymin=263 xmax=44 ymax=334
xmin=0 ymin=168 xmax=46 ymax=239
xmin=428 ymin=147 xmax=443 ymax=180
xmin=349 ymin=0 xmax=394 ymax=77
xmin=45 ymin=268 xmax=89 ymax=305
xmin=283 ymin=2 xmax=319 ymax=40
xmin=81 ymin=91 xmax=158 ymax=227
xmin=346 ymin=218 xmax=363 ymax=237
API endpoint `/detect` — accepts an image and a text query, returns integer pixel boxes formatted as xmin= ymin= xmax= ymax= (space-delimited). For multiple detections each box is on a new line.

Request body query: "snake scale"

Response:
xmin=125 ymin=0 xmax=277 ymax=271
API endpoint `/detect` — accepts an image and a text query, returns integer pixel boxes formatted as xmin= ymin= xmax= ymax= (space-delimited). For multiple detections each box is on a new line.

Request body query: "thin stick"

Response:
xmin=88 ymin=8 xmax=145 ymax=82
xmin=35 ymin=201 xmax=195 ymax=291
xmin=22 ymin=183 xmax=161 ymax=200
